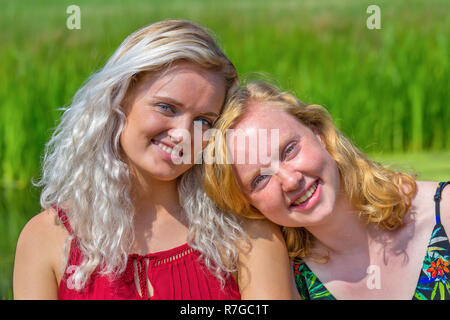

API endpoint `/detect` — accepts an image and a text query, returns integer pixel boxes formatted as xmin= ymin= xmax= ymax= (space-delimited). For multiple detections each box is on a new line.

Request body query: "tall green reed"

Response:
xmin=0 ymin=0 xmax=448 ymax=299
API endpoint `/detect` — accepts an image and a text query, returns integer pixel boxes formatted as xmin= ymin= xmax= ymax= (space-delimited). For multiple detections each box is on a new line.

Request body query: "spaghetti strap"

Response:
xmin=434 ymin=182 xmax=450 ymax=225
xmin=53 ymin=205 xmax=74 ymax=235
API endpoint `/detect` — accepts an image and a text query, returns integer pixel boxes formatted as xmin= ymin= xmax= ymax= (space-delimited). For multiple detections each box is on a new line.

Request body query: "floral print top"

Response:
xmin=294 ymin=181 xmax=450 ymax=300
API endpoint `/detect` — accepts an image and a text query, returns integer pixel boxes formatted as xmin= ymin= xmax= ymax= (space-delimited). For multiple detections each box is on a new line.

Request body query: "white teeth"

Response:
xmin=293 ymin=182 xmax=318 ymax=206
xmin=157 ymin=143 xmax=179 ymax=157
xmin=159 ymin=143 xmax=172 ymax=153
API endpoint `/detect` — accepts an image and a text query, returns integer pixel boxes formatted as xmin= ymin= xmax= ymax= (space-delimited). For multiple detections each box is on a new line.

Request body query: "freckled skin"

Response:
xmin=231 ymin=102 xmax=341 ymax=227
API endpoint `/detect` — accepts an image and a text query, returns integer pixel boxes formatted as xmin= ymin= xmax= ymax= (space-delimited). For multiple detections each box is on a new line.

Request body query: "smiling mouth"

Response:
xmin=291 ymin=181 xmax=319 ymax=206
xmin=152 ymin=139 xmax=183 ymax=158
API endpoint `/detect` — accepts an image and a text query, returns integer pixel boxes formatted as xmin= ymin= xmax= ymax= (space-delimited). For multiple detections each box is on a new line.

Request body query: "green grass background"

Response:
xmin=0 ymin=0 xmax=449 ymax=299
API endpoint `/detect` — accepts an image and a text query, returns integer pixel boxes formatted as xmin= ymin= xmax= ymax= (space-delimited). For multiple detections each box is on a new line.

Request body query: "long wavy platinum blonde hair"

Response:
xmin=203 ymin=81 xmax=417 ymax=262
xmin=35 ymin=20 xmax=246 ymax=290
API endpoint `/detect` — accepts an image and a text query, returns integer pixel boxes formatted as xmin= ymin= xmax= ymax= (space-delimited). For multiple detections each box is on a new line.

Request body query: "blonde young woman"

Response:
xmin=13 ymin=21 xmax=295 ymax=300
xmin=204 ymin=81 xmax=450 ymax=300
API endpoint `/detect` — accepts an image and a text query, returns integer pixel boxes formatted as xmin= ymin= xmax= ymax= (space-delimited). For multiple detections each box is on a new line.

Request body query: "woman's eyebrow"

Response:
xmin=151 ymin=95 xmax=184 ymax=107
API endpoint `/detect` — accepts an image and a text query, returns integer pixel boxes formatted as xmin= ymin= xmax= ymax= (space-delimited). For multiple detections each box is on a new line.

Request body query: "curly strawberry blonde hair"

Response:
xmin=203 ymin=81 xmax=417 ymax=262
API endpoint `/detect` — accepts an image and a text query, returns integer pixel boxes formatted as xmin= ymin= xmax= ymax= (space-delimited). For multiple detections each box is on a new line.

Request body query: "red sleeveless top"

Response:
xmin=56 ymin=209 xmax=241 ymax=300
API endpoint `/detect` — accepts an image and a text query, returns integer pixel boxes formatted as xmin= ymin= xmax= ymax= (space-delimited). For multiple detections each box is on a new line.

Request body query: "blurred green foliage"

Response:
xmin=0 ymin=0 xmax=449 ymax=299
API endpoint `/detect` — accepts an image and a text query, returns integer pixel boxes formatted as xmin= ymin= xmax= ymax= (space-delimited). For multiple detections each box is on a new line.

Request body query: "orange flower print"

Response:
xmin=294 ymin=264 xmax=302 ymax=275
xmin=426 ymin=257 xmax=450 ymax=279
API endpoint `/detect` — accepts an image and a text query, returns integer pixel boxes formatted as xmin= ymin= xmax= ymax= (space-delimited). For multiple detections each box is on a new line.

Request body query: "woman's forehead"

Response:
xmin=234 ymin=103 xmax=302 ymax=132
xmin=227 ymin=105 xmax=308 ymax=168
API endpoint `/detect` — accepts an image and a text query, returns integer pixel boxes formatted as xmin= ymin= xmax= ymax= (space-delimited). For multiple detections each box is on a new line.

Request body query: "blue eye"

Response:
xmin=157 ymin=104 xmax=175 ymax=113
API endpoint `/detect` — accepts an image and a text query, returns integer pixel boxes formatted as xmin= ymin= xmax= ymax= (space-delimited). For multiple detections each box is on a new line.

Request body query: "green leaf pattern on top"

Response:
xmin=294 ymin=182 xmax=450 ymax=300
xmin=294 ymin=263 xmax=335 ymax=300
xmin=413 ymin=224 xmax=450 ymax=300
xmin=294 ymin=221 xmax=450 ymax=301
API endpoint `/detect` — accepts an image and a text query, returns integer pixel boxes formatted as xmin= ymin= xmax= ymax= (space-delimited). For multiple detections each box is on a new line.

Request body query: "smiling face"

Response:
xmin=230 ymin=102 xmax=341 ymax=227
xmin=120 ymin=62 xmax=226 ymax=182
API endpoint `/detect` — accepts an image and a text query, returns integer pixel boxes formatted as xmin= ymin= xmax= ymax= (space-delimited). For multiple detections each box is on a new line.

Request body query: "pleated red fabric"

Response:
xmin=56 ymin=208 xmax=241 ymax=300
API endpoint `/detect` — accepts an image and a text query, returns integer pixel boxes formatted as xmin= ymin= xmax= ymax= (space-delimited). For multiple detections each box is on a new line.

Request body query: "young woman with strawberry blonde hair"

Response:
xmin=204 ymin=81 xmax=450 ymax=300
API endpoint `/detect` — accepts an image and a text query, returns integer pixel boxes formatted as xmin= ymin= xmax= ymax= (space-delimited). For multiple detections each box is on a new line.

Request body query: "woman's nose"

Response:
xmin=167 ymin=117 xmax=193 ymax=144
xmin=168 ymin=133 xmax=183 ymax=144
xmin=167 ymin=128 xmax=186 ymax=144
xmin=277 ymin=166 xmax=303 ymax=193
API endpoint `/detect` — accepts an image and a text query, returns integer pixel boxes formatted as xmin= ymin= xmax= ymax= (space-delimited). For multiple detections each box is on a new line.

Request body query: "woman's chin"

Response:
xmin=130 ymin=162 xmax=192 ymax=183
xmin=149 ymin=168 xmax=191 ymax=182
xmin=279 ymin=205 xmax=334 ymax=228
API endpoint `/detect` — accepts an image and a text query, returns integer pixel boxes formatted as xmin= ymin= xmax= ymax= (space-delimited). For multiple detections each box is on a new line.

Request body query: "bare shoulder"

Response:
xmin=436 ymin=181 xmax=450 ymax=231
xmin=238 ymin=218 xmax=288 ymax=261
xmin=439 ymin=181 xmax=450 ymax=206
xmin=412 ymin=180 xmax=450 ymax=228
xmin=17 ymin=208 xmax=69 ymax=249
xmin=237 ymin=218 xmax=299 ymax=299
xmin=411 ymin=181 xmax=439 ymax=209
xmin=240 ymin=217 xmax=284 ymax=241
xmin=15 ymin=208 xmax=70 ymax=269
xmin=13 ymin=208 xmax=69 ymax=299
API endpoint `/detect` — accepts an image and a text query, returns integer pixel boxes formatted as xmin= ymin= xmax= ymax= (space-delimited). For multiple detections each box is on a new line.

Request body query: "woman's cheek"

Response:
xmin=249 ymin=194 xmax=264 ymax=215
xmin=254 ymin=191 xmax=276 ymax=217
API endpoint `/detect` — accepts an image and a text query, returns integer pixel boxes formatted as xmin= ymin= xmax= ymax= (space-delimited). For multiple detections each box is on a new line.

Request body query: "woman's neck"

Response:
xmin=128 ymin=171 xmax=189 ymax=255
xmin=130 ymin=168 xmax=184 ymax=220
xmin=306 ymin=193 xmax=370 ymax=258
